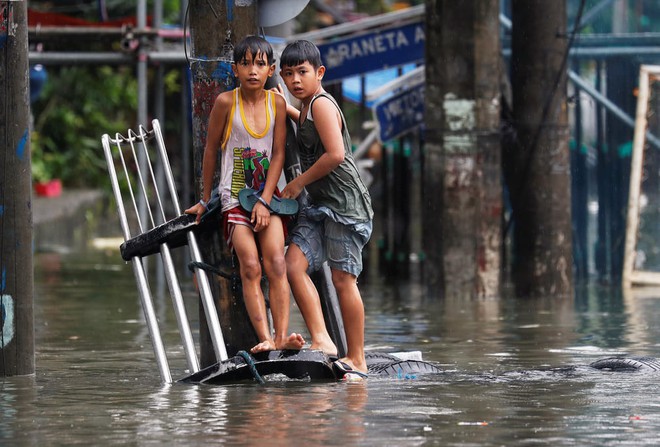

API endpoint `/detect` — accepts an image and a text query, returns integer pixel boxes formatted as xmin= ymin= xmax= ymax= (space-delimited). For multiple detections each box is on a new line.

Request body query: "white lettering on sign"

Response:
xmin=375 ymin=83 xmax=425 ymax=141
xmin=1 ymin=295 xmax=15 ymax=348
xmin=325 ymin=25 xmax=424 ymax=69
xmin=381 ymin=86 xmax=424 ymax=123
xmin=415 ymin=25 xmax=425 ymax=43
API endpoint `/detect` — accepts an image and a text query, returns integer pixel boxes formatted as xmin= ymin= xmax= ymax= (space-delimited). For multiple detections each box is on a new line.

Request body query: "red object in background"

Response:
xmin=34 ymin=179 xmax=62 ymax=197
xmin=27 ymin=8 xmax=148 ymax=28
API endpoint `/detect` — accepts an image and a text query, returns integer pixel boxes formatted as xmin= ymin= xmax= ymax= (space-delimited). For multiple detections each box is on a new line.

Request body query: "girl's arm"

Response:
xmin=185 ymin=92 xmax=231 ymax=222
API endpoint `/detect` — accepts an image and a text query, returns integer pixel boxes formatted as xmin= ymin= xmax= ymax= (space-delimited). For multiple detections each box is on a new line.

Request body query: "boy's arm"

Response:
xmin=272 ymin=83 xmax=300 ymax=122
xmin=282 ymin=96 xmax=344 ymax=199
xmin=184 ymin=92 xmax=231 ymax=222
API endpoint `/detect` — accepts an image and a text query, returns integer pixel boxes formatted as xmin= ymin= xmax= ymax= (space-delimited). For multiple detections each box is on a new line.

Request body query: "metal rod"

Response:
xmin=159 ymin=243 xmax=200 ymax=373
xmin=131 ymin=259 xmax=173 ymax=383
xmin=127 ymin=129 xmax=156 ymax=229
xmin=152 ymin=119 xmax=183 ymax=214
xmin=292 ymin=4 xmax=424 ymax=42
xmin=567 ymin=70 xmax=660 ymax=150
xmin=28 ymin=26 xmax=186 ymax=38
xmin=187 ymin=233 xmax=228 ymax=362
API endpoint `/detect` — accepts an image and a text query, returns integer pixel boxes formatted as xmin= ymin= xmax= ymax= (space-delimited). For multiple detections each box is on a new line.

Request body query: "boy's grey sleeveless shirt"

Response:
xmin=296 ymin=92 xmax=373 ymax=221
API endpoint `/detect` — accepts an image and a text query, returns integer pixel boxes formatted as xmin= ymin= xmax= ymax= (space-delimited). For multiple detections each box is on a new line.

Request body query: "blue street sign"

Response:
xmin=374 ymin=82 xmax=424 ymax=141
xmin=318 ymin=21 xmax=425 ymax=82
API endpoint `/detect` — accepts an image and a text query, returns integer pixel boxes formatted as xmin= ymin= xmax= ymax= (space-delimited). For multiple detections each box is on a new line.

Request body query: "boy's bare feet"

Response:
xmin=337 ymin=357 xmax=367 ymax=375
xmin=310 ymin=340 xmax=339 ymax=359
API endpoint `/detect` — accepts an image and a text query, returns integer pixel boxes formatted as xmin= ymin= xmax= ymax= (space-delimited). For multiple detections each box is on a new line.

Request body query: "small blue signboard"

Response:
xmin=318 ymin=21 xmax=425 ymax=82
xmin=374 ymin=82 xmax=425 ymax=141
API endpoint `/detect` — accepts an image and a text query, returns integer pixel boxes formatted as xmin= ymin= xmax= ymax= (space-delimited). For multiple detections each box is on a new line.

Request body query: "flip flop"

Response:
xmin=270 ymin=195 xmax=299 ymax=216
xmin=332 ymin=360 xmax=368 ymax=380
xmin=239 ymin=188 xmax=299 ymax=216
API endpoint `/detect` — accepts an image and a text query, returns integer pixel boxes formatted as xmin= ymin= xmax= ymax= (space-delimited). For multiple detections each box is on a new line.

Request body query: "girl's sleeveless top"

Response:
xmin=297 ymin=92 xmax=373 ymax=221
xmin=218 ymin=88 xmax=276 ymax=213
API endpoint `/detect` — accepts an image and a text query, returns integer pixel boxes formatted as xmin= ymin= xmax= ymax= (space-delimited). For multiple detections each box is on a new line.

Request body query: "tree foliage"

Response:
xmin=31 ymin=65 xmax=138 ymax=187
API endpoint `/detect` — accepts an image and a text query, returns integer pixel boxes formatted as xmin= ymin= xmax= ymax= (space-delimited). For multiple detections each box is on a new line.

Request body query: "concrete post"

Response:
xmin=423 ymin=0 xmax=502 ymax=298
xmin=509 ymin=0 xmax=573 ymax=297
xmin=0 ymin=0 xmax=35 ymax=376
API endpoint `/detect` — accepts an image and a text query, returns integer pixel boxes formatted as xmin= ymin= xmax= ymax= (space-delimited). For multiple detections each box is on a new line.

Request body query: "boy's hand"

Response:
xmin=184 ymin=202 xmax=206 ymax=224
xmin=270 ymin=83 xmax=286 ymax=98
xmin=252 ymin=201 xmax=271 ymax=232
xmin=282 ymin=178 xmax=303 ymax=199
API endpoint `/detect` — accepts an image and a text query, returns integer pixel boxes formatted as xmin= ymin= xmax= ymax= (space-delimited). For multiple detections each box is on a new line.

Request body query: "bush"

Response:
xmin=31 ymin=65 xmax=138 ymax=188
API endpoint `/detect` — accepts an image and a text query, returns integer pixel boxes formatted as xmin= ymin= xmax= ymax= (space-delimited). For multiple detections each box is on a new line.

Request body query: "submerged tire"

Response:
xmin=367 ymin=360 xmax=443 ymax=378
xmin=589 ymin=356 xmax=660 ymax=372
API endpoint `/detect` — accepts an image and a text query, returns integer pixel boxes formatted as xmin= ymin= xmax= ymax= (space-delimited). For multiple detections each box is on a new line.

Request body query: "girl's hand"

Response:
xmin=184 ymin=202 xmax=206 ymax=224
xmin=252 ymin=201 xmax=271 ymax=232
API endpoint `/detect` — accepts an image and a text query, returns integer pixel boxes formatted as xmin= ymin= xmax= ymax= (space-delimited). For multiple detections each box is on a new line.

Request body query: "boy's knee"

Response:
xmin=286 ymin=257 xmax=301 ymax=280
xmin=285 ymin=250 xmax=303 ymax=273
xmin=331 ymin=269 xmax=356 ymax=290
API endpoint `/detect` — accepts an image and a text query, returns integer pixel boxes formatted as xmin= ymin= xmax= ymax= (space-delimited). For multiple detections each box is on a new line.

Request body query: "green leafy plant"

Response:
xmin=31 ymin=65 xmax=138 ymax=188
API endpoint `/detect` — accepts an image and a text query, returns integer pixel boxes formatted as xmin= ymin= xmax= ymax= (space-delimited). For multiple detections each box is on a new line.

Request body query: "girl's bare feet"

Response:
xmin=276 ymin=333 xmax=305 ymax=350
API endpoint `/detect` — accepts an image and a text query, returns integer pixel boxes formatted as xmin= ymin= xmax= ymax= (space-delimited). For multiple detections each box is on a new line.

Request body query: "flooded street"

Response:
xmin=3 ymin=211 xmax=660 ymax=445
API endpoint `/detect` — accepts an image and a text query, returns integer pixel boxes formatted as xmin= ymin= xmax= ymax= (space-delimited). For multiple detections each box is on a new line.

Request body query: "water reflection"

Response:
xmin=0 ymin=248 xmax=657 ymax=445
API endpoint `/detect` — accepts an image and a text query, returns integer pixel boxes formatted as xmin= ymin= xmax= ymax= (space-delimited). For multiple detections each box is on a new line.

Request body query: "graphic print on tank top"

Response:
xmin=232 ymin=146 xmax=270 ymax=196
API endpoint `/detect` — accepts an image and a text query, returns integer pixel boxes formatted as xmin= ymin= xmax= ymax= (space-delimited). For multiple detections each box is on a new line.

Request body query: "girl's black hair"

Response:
xmin=233 ymin=35 xmax=275 ymax=64
xmin=279 ymin=40 xmax=322 ymax=69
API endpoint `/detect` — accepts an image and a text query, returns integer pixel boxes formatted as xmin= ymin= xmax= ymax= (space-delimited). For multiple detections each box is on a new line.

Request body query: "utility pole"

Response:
xmin=423 ymin=0 xmax=502 ymax=298
xmin=508 ymin=0 xmax=573 ymax=297
xmin=188 ymin=0 xmax=258 ymax=366
xmin=0 ymin=0 xmax=35 ymax=376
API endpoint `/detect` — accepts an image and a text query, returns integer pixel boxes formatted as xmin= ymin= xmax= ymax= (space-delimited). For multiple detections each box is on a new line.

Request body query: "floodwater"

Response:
xmin=4 ymin=221 xmax=660 ymax=446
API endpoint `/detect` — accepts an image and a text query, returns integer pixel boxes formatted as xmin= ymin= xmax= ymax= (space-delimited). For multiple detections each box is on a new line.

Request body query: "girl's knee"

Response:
xmin=240 ymin=257 xmax=262 ymax=281
xmin=264 ymin=254 xmax=286 ymax=279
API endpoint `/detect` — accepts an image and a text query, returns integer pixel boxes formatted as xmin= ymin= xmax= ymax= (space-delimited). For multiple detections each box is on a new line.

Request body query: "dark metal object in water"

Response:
xmin=179 ymin=350 xmax=444 ymax=384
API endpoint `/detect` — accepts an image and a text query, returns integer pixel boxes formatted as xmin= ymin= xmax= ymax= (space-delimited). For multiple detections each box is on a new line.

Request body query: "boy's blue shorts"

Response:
xmin=289 ymin=205 xmax=372 ymax=277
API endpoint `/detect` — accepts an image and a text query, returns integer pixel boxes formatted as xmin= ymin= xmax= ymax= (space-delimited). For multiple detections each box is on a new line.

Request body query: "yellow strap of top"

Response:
xmin=239 ymin=89 xmax=272 ymax=139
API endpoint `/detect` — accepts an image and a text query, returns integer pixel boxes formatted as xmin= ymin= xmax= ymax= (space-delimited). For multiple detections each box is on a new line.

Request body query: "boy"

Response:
xmin=186 ymin=35 xmax=304 ymax=354
xmin=278 ymin=40 xmax=374 ymax=379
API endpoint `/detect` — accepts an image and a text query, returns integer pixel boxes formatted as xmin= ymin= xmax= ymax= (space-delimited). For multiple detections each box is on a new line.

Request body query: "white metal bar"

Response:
xmin=137 ymin=124 xmax=168 ymax=224
xmin=187 ymin=233 xmax=228 ymax=361
xmin=623 ymin=65 xmax=653 ymax=288
xmin=152 ymin=119 xmax=184 ymax=214
xmin=159 ymin=243 xmax=200 ymax=373
xmin=366 ymin=65 xmax=424 ymax=103
xmin=128 ymin=129 xmax=157 ymax=229
xmin=629 ymin=271 xmax=660 ymax=286
xmin=291 ymin=4 xmax=424 ymax=42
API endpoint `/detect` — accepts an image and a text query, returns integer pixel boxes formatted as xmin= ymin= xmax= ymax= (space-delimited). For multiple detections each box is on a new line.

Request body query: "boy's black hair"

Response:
xmin=279 ymin=40 xmax=322 ymax=69
xmin=233 ymin=35 xmax=275 ymax=65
